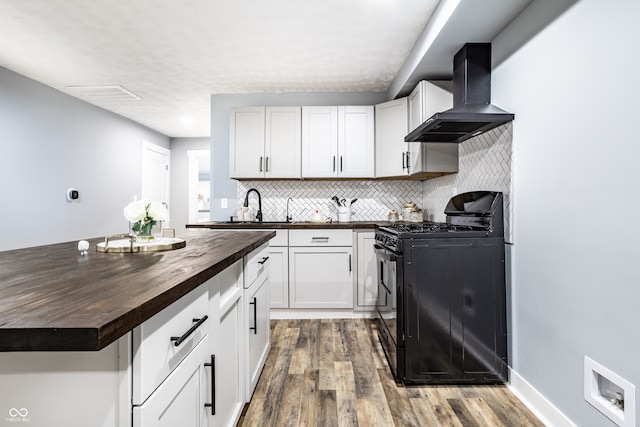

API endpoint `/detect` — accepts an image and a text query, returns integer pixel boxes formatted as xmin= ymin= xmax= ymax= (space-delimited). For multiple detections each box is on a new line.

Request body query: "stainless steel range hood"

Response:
xmin=405 ymin=43 xmax=514 ymax=144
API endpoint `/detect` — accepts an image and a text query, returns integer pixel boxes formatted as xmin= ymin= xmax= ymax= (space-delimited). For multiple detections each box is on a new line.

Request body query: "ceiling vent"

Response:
xmin=66 ymin=85 xmax=142 ymax=101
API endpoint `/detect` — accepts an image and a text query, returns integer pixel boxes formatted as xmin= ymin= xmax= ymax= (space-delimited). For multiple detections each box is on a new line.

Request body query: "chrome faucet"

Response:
xmin=243 ymin=188 xmax=262 ymax=222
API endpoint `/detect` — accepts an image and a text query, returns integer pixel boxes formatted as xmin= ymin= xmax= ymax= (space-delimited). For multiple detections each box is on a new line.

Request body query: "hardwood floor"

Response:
xmin=238 ymin=319 xmax=543 ymax=427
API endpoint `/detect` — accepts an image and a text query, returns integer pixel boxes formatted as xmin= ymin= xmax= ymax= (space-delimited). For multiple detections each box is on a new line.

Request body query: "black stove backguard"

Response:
xmin=444 ymin=191 xmax=504 ymax=236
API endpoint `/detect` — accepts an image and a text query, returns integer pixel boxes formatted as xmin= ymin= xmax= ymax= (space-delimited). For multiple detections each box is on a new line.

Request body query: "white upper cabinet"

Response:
xmin=302 ymin=106 xmax=374 ymax=178
xmin=229 ymin=106 xmax=301 ymax=179
xmin=301 ymin=106 xmax=338 ymax=178
xmin=229 ymin=107 xmax=265 ymax=179
xmin=338 ymin=106 xmax=375 ymax=178
xmin=265 ymin=107 xmax=302 ymax=178
xmin=407 ymin=81 xmax=456 ymax=175
xmin=375 ymin=98 xmax=409 ymax=177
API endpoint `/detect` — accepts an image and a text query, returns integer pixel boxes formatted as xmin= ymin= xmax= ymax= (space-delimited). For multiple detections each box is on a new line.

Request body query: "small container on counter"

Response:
xmin=401 ymin=202 xmax=417 ymax=221
xmin=388 ymin=210 xmax=399 ymax=222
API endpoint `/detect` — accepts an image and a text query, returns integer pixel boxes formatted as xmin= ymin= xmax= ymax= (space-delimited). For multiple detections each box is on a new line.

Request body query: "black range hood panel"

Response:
xmin=405 ymin=43 xmax=514 ymax=144
xmin=405 ymin=105 xmax=514 ymax=143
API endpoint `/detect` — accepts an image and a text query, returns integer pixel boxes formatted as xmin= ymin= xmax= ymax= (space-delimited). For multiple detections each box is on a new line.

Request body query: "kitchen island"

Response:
xmin=0 ymin=229 xmax=274 ymax=427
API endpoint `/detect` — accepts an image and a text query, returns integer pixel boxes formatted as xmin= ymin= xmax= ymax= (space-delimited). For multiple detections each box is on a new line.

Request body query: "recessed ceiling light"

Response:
xmin=66 ymin=85 xmax=142 ymax=101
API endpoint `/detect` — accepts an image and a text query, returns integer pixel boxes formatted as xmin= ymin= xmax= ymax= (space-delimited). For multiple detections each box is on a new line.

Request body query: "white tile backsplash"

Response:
xmin=422 ymin=123 xmax=513 ymax=243
xmin=237 ymin=180 xmax=423 ymax=223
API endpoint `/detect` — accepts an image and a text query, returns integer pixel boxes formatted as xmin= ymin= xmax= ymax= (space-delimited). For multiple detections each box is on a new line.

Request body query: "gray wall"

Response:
xmin=169 ymin=137 xmax=210 ymax=230
xmin=492 ymin=0 xmax=640 ymax=425
xmin=0 ymin=67 xmax=169 ymax=251
xmin=210 ymin=92 xmax=388 ymax=221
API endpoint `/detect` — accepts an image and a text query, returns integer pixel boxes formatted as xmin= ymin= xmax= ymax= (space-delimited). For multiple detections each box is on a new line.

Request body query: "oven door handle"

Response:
xmin=374 ymin=244 xmax=397 ymax=261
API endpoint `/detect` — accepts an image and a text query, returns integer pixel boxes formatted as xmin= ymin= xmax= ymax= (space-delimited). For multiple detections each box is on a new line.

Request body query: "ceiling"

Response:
xmin=0 ymin=0 xmax=533 ymax=138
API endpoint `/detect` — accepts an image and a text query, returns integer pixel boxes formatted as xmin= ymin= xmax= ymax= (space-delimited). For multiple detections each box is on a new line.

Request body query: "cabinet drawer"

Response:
xmin=132 ymin=285 xmax=209 ymax=404
xmin=289 ymin=229 xmax=352 ymax=246
xmin=255 ymin=229 xmax=288 ymax=246
xmin=244 ymin=243 xmax=270 ymax=289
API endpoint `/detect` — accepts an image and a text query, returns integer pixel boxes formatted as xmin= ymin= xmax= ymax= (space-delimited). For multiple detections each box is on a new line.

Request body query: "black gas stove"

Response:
xmin=375 ymin=191 xmax=507 ymax=385
xmin=376 ymin=191 xmax=504 ymax=253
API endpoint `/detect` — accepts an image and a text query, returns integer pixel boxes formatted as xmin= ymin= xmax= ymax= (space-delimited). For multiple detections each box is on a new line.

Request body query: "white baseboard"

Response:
xmin=508 ymin=368 xmax=576 ymax=427
xmin=270 ymin=309 xmax=377 ymax=320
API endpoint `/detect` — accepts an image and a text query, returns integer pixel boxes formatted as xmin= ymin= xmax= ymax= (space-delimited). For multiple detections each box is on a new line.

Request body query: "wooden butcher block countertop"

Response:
xmin=0 ymin=229 xmax=274 ymax=352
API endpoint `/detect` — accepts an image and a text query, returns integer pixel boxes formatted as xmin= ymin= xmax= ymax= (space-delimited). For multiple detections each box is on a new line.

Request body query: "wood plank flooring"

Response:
xmin=238 ymin=319 xmax=543 ymax=427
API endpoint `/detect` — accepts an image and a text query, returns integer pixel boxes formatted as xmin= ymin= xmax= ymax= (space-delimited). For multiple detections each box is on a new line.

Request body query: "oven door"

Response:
xmin=374 ymin=243 xmax=401 ymax=381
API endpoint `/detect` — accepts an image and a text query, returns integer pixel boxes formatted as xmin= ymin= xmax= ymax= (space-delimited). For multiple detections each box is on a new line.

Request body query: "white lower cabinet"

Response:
xmin=133 ymin=337 xmax=210 ymax=426
xmin=268 ymin=245 xmax=288 ymax=308
xmin=288 ymin=229 xmax=354 ymax=309
xmin=244 ymin=244 xmax=271 ymax=401
xmin=214 ymin=260 xmax=245 ymax=427
xmin=354 ymin=231 xmax=382 ymax=310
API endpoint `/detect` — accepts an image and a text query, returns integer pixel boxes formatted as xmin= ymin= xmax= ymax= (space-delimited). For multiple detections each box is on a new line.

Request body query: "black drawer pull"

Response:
xmin=170 ymin=315 xmax=208 ymax=347
xmin=204 ymin=354 xmax=215 ymax=415
xmin=258 ymin=256 xmax=269 ymax=265
xmin=249 ymin=297 xmax=257 ymax=335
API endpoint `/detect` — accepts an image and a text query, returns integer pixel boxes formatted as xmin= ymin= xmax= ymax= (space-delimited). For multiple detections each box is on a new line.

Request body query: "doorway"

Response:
xmin=187 ymin=150 xmax=211 ymax=224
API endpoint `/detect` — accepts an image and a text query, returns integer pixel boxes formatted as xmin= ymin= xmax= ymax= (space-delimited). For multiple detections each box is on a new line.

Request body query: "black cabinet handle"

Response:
xmin=340 ymin=156 xmax=343 ymax=172
xmin=258 ymin=256 xmax=269 ymax=265
xmin=265 ymin=156 xmax=269 ymax=172
xmin=349 ymin=254 xmax=352 ymax=272
xmin=333 ymin=156 xmax=336 ymax=172
xmin=402 ymin=152 xmax=406 ymax=169
xmin=170 ymin=315 xmax=208 ymax=347
xmin=259 ymin=156 xmax=263 ymax=172
xmin=204 ymin=354 xmax=215 ymax=415
xmin=249 ymin=297 xmax=257 ymax=335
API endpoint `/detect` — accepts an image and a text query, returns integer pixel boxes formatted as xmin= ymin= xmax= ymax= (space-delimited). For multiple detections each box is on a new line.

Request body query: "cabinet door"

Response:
xmin=229 ymin=107 xmax=265 ymax=178
xmin=408 ymin=82 xmax=453 ymax=174
xmin=338 ymin=106 xmax=374 ymax=178
xmin=375 ymin=98 xmax=409 ymax=177
xmin=265 ymin=107 xmax=301 ymax=178
xmin=134 ymin=337 xmax=209 ymax=427
xmin=245 ymin=272 xmax=270 ymax=401
xmin=289 ymin=246 xmax=353 ymax=308
xmin=355 ymin=232 xmax=382 ymax=309
xmin=218 ymin=298 xmax=244 ymax=427
xmin=269 ymin=246 xmax=289 ymax=308
xmin=301 ymin=106 xmax=338 ymax=178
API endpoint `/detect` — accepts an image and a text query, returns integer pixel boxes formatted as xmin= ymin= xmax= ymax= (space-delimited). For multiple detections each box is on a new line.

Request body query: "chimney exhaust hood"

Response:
xmin=405 ymin=43 xmax=514 ymax=144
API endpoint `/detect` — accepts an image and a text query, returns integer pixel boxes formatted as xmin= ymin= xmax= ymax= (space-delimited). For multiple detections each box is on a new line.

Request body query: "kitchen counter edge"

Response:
xmin=0 ymin=229 xmax=275 ymax=352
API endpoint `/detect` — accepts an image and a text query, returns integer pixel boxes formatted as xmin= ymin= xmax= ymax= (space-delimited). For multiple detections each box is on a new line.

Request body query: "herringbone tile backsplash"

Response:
xmin=422 ymin=123 xmax=513 ymax=243
xmin=236 ymin=123 xmax=513 ymax=242
xmin=237 ymin=180 xmax=423 ymax=223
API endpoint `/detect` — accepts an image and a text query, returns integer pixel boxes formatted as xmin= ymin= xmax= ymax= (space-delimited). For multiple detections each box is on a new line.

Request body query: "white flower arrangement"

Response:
xmin=123 ymin=199 xmax=169 ymax=236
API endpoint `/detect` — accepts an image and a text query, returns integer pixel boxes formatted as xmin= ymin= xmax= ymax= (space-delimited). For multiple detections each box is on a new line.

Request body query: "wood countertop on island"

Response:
xmin=0 ymin=229 xmax=274 ymax=352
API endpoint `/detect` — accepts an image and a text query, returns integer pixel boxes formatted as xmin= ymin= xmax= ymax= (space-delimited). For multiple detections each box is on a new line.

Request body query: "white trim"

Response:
xmin=508 ymin=368 xmax=577 ymax=427
xmin=270 ymin=309 xmax=377 ymax=320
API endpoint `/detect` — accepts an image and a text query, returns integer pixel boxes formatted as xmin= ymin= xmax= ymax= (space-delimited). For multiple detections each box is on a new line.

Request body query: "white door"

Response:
xmin=337 ymin=106 xmax=374 ymax=178
xmin=133 ymin=337 xmax=208 ymax=427
xmin=229 ymin=107 xmax=265 ymax=178
xmin=289 ymin=246 xmax=353 ymax=309
xmin=301 ymin=106 xmax=338 ymax=178
xmin=265 ymin=106 xmax=301 ymax=178
xmin=142 ymin=141 xmax=170 ymax=206
xmin=218 ymin=299 xmax=245 ymax=426
xmin=375 ymin=98 xmax=409 ymax=177
xmin=269 ymin=246 xmax=289 ymax=308
xmin=356 ymin=232 xmax=381 ymax=308
xmin=245 ymin=272 xmax=270 ymax=401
